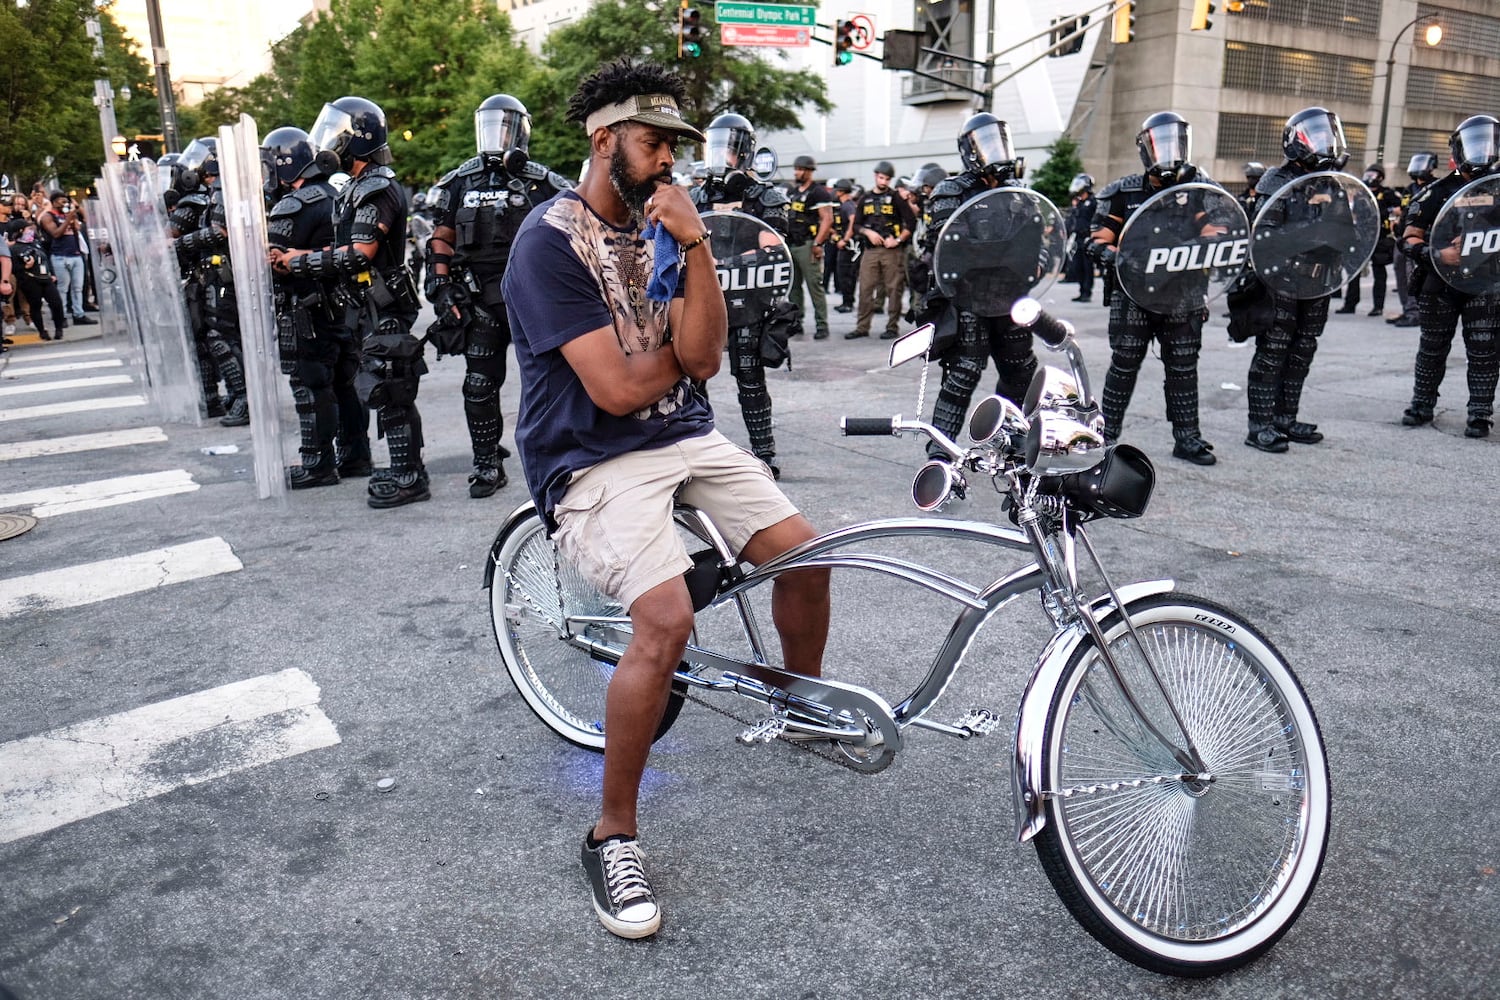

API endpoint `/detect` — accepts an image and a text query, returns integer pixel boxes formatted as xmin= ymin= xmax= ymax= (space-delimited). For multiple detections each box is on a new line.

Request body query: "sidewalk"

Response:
xmin=3 ymin=313 xmax=107 ymax=354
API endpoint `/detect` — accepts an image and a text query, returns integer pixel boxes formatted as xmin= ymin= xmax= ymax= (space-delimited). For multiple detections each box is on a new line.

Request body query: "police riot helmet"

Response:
xmin=958 ymin=113 xmax=1019 ymax=179
xmin=918 ymin=165 xmax=948 ymax=191
xmin=156 ymin=151 xmax=183 ymax=193
xmin=1407 ymin=152 xmax=1438 ymax=182
xmin=476 ymin=93 xmax=531 ymax=161
xmin=411 ymin=191 xmax=427 ymax=211
xmin=704 ymin=113 xmax=756 ymax=177
xmin=177 ymin=137 xmax=219 ymax=190
xmin=310 ymin=96 xmax=392 ymax=170
xmin=1449 ymin=115 xmax=1500 ymax=176
xmin=1244 ymin=160 xmax=1265 ymax=181
xmin=1282 ymin=107 xmax=1348 ymax=171
xmin=1136 ymin=111 xmax=1191 ymax=181
xmin=1068 ymin=173 xmax=1094 ymax=195
xmin=1362 ymin=162 xmax=1385 ymax=186
xmin=261 ymin=126 xmax=320 ymax=184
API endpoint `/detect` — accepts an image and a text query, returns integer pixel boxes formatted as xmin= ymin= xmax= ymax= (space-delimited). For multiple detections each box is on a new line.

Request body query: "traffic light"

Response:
xmin=1111 ymin=2 xmax=1136 ymax=44
xmin=835 ymin=19 xmax=855 ymax=66
xmin=675 ymin=4 xmax=703 ymax=59
xmin=1191 ymin=0 xmax=1216 ymax=31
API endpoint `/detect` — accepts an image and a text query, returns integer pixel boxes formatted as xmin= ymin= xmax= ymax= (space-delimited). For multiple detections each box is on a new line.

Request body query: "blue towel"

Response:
xmin=641 ymin=221 xmax=681 ymax=302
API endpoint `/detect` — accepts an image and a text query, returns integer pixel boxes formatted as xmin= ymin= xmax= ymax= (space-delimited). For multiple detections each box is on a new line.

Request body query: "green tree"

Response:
xmin=1029 ymin=135 xmax=1084 ymax=207
xmin=528 ymin=0 xmax=832 ymax=172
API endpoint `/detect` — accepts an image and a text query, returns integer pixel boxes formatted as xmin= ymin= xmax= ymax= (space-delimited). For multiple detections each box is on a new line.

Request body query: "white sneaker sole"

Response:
xmin=593 ymin=899 xmax=661 ymax=939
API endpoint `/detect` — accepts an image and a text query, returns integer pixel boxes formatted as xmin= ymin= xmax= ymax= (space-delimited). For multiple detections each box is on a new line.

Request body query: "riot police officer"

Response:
xmin=426 ymin=94 xmax=571 ymax=498
xmin=1238 ymin=161 xmax=1266 ymax=220
xmin=1336 ymin=163 xmax=1402 ymax=317
xmin=1398 ymin=114 xmax=1500 ymax=439
xmin=169 ymin=138 xmax=225 ymax=420
xmin=917 ymin=113 xmax=1038 ymax=449
xmin=1392 ymin=151 xmax=1438 ymax=327
xmin=263 ymin=125 xmax=369 ymax=488
xmin=1242 ymin=107 xmax=1352 ymax=452
xmin=271 ymin=96 xmax=427 ymax=508
xmin=1088 ymin=111 xmax=1220 ymax=465
xmin=1065 ymin=172 xmax=1096 ymax=302
xmin=690 ymin=112 xmax=792 ymax=477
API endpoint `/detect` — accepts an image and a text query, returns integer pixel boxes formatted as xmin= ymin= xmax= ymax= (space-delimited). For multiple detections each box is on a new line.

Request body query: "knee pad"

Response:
xmin=292 ymin=383 xmax=314 ymax=412
xmin=463 ymin=370 xmax=497 ymax=405
xmin=208 ymin=336 xmax=235 ymax=362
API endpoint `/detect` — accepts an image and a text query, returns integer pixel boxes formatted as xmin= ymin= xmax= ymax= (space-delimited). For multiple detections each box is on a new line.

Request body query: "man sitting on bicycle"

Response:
xmin=501 ymin=58 xmax=831 ymax=941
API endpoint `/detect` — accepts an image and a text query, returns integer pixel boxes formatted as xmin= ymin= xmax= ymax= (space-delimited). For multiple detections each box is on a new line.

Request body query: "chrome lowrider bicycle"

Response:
xmin=484 ymin=300 xmax=1330 ymax=977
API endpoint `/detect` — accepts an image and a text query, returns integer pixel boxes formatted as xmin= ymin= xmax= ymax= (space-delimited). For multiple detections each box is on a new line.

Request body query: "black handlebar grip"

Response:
xmin=841 ymin=417 xmax=896 ymax=436
xmin=1010 ymin=297 xmax=1073 ymax=348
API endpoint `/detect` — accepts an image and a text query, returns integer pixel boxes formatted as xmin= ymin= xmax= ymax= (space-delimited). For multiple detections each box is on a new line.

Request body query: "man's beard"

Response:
xmin=609 ymin=144 xmax=669 ymax=221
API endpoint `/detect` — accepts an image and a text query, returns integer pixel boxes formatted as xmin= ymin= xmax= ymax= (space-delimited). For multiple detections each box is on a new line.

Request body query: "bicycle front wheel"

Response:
xmin=488 ymin=508 xmax=684 ymax=751
xmin=1034 ymin=593 xmax=1330 ymax=976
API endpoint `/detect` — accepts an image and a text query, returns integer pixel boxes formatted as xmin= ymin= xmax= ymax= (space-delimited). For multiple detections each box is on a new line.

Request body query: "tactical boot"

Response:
xmin=219 ymin=397 xmax=249 ymax=427
xmin=468 ymin=456 xmax=507 ymax=499
xmin=289 ymin=451 xmax=339 ymax=490
xmin=1171 ymin=434 xmax=1217 ymax=466
xmin=368 ymin=468 xmax=431 ymax=509
xmin=1274 ymin=417 xmax=1324 ymax=444
xmin=204 ymin=395 xmax=227 ymax=419
xmin=1400 ymin=407 xmax=1433 ymax=427
xmin=1245 ymin=424 xmax=1289 ymax=453
xmin=1465 ymin=417 xmax=1492 ymax=439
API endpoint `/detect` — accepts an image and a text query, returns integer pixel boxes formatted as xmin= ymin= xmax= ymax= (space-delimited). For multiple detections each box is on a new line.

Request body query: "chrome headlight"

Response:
xmin=1023 ymin=365 xmax=1084 ymax=418
xmin=968 ymin=394 xmax=1029 ymax=443
xmin=912 ymin=460 xmax=966 ymax=511
xmin=1023 ymin=411 xmax=1108 ymax=476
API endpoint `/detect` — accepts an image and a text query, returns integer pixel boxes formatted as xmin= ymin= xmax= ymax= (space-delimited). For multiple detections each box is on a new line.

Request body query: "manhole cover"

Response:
xmin=0 ymin=513 xmax=38 ymax=541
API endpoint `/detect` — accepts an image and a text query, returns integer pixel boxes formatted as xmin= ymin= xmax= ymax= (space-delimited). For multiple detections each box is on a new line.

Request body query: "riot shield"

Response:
xmin=220 ymin=114 xmax=288 ymax=501
xmin=1427 ymin=173 xmax=1500 ymax=296
xmin=932 ymin=187 xmax=1066 ymax=317
xmin=93 ymin=158 xmax=201 ymax=425
xmin=1251 ymin=171 xmax=1379 ymax=300
xmin=701 ymin=210 xmax=793 ymax=329
xmin=86 ymin=195 xmax=131 ymax=349
xmin=1115 ymin=182 xmax=1249 ymax=315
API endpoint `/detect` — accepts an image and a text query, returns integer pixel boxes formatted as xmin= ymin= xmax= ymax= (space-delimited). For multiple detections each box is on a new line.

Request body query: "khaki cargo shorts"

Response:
xmin=551 ymin=430 xmax=798 ymax=611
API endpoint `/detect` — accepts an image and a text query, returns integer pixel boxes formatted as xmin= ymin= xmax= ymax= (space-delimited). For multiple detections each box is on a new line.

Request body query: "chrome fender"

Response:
xmin=482 ymin=502 xmax=540 ymax=590
xmin=1010 ymin=579 xmax=1176 ymax=843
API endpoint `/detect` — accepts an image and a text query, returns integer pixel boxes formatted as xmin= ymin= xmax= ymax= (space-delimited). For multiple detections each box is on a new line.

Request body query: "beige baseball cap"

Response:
xmin=583 ymin=93 xmax=707 ymax=143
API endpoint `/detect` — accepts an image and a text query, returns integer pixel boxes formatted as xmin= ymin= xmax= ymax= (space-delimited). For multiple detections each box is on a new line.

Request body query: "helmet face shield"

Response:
xmin=309 ymin=104 xmax=355 ymax=159
xmin=1290 ymin=113 xmax=1347 ymax=167
xmin=179 ymin=138 xmax=215 ymax=175
xmin=1452 ymin=118 xmax=1500 ymax=172
xmin=1407 ymin=152 xmax=1438 ymax=179
xmin=963 ymin=121 xmax=1016 ymax=175
xmin=1138 ymin=121 xmax=1191 ymax=173
xmin=705 ymin=125 xmax=755 ymax=176
xmin=476 ymin=107 xmax=530 ymax=158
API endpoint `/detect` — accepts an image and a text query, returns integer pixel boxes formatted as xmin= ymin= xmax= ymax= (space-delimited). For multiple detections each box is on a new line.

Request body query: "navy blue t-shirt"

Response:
xmin=502 ymin=191 xmax=714 ymax=525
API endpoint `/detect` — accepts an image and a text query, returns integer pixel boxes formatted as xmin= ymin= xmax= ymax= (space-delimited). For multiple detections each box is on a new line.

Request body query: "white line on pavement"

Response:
xmin=0 ymin=470 xmax=198 ymax=517
xmin=0 ymin=394 xmax=147 ymax=422
xmin=0 ymin=536 xmax=242 ymax=619
xmin=0 ymin=358 xmax=126 ymax=377
xmin=0 ymin=427 xmax=168 ymax=462
xmin=0 ymin=668 xmax=341 ymax=844
xmin=0 ymin=374 xmax=134 ymax=397
xmin=2 ymin=346 xmax=117 ymax=363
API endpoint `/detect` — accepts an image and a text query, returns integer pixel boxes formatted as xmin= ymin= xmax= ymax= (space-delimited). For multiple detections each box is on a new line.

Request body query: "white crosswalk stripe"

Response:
xmin=0 ymin=536 xmax=242 ymax=618
xmin=0 ymin=393 xmax=148 ymax=422
xmin=0 ymin=668 xmax=342 ymax=844
xmin=0 ymin=426 xmax=168 ymax=461
xmin=0 ymin=358 xmax=127 ymax=377
xmin=3 ymin=345 xmax=118 ymax=362
xmin=0 ymin=374 xmax=134 ymax=397
xmin=0 ymin=469 xmax=199 ymax=517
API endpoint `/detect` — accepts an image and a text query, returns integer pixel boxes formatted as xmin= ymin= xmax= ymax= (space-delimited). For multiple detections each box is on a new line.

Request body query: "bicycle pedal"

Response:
xmin=956 ymin=708 xmax=1001 ymax=737
xmin=737 ymin=717 xmax=786 ymax=745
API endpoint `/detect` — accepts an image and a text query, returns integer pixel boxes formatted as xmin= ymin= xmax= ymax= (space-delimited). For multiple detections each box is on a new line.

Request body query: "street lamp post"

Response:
xmin=1376 ymin=13 xmax=1443 ymax=169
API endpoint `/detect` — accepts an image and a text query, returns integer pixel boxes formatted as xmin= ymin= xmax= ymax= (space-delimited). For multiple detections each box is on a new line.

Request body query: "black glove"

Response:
xmin=1087 ymin=242 xmax=1117 ymax=269
xmin=432 ymin=282 xmax=470 ymax=320
xmin=1399 ymin=239 xmax=1427 ymax=263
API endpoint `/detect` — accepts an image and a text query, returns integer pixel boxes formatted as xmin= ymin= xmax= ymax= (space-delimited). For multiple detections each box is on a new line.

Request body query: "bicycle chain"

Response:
xmin=681 ymin=687 xmax=894 ymax=774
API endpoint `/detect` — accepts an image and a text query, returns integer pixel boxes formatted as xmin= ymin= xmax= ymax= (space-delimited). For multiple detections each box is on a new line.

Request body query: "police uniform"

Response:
xmin=170 ymin=185 xmax=223 ymax=416
xmin=1400 ymin=171 xmax=1498 ymax=436
xmin=1340 ymin=180 xmax=1402 ymax=315
xmin=426 ymin=154 xmax=570 ymax=495
xmin=268 ymin=177 xmax=369 ymax=483
xmin=850 ymin=185 xmax=917 ymax=338
xmin=1090 ymin=169 xmax=1219 ymax=461
xmin=784 ymin=177 xmax=836 ymax=338
xmin=919 ymin=170 xmax=1039 ymax=444
xmin=692 ymin=177 xmax=792 ymax=472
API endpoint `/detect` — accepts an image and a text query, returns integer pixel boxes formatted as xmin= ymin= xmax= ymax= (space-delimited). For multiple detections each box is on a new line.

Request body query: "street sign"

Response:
xmin=850 ymin=13 xmax=876 ymax=50
xmin=722 ymin=23 xmax=812 ymax=47
xmin=716 ymin=2 xmax=816 ymax=27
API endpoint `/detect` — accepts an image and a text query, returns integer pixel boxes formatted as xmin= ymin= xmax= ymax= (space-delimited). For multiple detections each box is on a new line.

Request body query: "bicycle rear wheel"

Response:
xmin=1034 ymin=593 xmax=1330 ymax=976
xmin=488 ymin=508 xmax=684 ymax=751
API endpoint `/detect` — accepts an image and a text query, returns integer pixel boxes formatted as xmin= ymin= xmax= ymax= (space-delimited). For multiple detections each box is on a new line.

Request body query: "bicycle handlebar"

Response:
xmin=841 ymin=417 xmax=895 ymax=436
xmin=841 ymin=416 xmax=966 ymax=461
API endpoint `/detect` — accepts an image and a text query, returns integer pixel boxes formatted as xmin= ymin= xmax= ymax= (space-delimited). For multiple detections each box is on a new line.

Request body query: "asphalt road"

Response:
xmin=1 ymin=281 xmax=1496 ymax=1000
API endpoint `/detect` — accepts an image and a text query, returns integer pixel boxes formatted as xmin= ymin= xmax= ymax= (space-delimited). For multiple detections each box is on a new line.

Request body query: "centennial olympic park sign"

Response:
xmin=717 ymin=2 xmax=817 ymax=47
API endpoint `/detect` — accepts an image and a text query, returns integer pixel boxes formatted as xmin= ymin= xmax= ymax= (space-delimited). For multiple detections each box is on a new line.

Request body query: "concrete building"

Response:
xmin=505 ymin=1 xmax=1500 ymax=189
xmin=111 ymin=1 xmax=310 ymax=105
